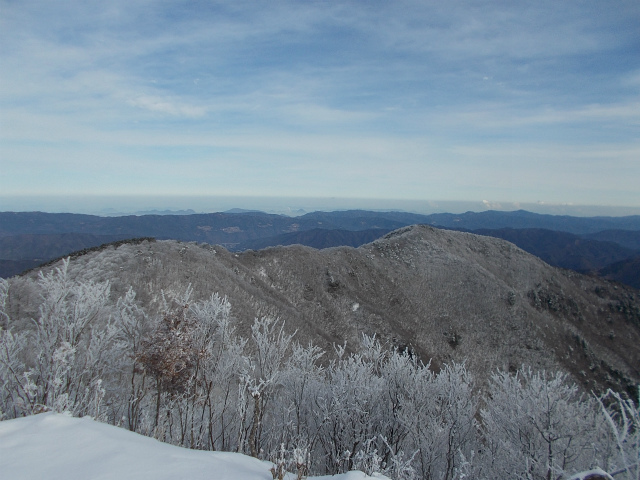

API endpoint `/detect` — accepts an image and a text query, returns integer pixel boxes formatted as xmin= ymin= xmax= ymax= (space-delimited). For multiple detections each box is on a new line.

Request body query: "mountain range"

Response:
xmin=1 ymin=209 xmax=639 ymax=288
xmin=5 ymin=225 xmax=639 ymax=399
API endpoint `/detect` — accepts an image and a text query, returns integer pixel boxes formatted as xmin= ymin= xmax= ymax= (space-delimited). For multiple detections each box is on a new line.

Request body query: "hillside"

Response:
xmin=7 ymin=225 xmax=639 ymax=397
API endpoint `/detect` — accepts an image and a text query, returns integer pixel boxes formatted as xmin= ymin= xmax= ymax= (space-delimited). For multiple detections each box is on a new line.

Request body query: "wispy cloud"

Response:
xmin=1 ymin=0 xmax=639 ymax=207
xmin=128 ymin=96 xmax=207 ymax=118
xmin=433 ymin=101 xmax=640 ymax=132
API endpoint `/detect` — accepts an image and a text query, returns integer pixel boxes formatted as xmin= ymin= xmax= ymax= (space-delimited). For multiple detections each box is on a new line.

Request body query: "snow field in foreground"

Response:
xmin=0 ymin=413 xmax=389 ymax=480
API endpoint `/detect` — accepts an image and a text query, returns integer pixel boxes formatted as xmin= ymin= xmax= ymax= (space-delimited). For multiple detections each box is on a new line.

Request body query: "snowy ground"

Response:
xmin=0 ymin=413 xmax=389 ymax=480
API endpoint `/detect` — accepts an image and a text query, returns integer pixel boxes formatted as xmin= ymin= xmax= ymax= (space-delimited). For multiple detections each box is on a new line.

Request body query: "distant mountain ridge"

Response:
xmin=583 ymin=230 xmax=640 ymax=250
xmin=1 ymin=210 xmax=640 ymax=288
xmin=299 ymin=209 xmax=640 ymax=234
xmin=471 ymin=228 xmax=639 ymax=272
xmin=3 ymin=209 xmax=640 ymax=239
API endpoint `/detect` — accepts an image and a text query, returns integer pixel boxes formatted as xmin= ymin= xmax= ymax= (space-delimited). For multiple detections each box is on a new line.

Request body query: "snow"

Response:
xmin=567 ymin=469 xmax=614 ymax=480
xmin=0 ymin=413 xmax=389 ymax=480
xmin=312 ymin=473 xmax=388 ymax=480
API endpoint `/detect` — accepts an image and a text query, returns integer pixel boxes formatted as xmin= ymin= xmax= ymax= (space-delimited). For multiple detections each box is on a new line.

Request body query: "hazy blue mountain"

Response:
xmin=223 ymin=208 xmax=267 ymax=214
xmin=583 ymin=230 xmax=640 ymax=251
xmin=133 ymin=209 xmax=197 ymax=215
xmin=0 ymin=233 xmax=129 ymax=261
xmin=471 ymin=228 xmax=639 ymax=272
xmin=3 ymin=210 xmax=640 ymax=286
xmin=598 ymin=256 xmax=640 ymax=289
xmin=422 ymin=210 xmax=640 ymax=233
xmin=3 ymin=210 xmax=640 ymax=239
xmin=0 ymin=259 xmax=43 ymax=278
xmin=0 ymin=211 xmax=295 ymax=241
xmin=300 ymin=209 xmax=640 ymax=233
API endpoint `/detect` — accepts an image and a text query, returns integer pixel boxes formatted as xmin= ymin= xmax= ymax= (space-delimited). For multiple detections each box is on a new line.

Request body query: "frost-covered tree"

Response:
xmin=239 ymin=317 xmax=295 ymax=458
xmin=480 ymin=368 xmax=601 ymax=480
xmin=314 ymin=336 xmax=386 ymax=474
xmin=19 ymin=259 xmax=113 ymax=417
xmin=137 ymin=307 xmax=200 ymax=432
xmin=392 ymin=358 xmax=476 ymax=480
xmin=266 ymin=341 xmax=325 ymax=471
xmin=595 ymin=389 xmax=639 ymax=480
xmin=0 ymin=326 xmax=28 ymax=419
xmin=111 ymin=286 xmax=151 ymax=431
xmin=0 ymin=278 xmax=9 ymax=329
xmin=180 ymin=291 xmax=245 ymax=451
xmin=130 ymin=288 xmax=248 ymax=450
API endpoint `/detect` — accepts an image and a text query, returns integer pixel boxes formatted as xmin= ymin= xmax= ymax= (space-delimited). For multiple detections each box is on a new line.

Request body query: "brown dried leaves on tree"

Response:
xmin=137 ymin=306 xmax=203 ymax=397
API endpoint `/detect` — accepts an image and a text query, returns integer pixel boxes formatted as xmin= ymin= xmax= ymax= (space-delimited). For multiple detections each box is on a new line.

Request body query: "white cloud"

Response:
xmin=433 ymin=101 xmax=640 ymax=130
xmin=482 ymin=200 xmax=502 ymax=210
xmin=128 ymin=96 xmax=207 ymax=118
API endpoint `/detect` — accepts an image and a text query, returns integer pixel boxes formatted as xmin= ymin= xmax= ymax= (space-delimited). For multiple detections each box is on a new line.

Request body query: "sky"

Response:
xmin=1 ymin=0 xmax=639 ymax=214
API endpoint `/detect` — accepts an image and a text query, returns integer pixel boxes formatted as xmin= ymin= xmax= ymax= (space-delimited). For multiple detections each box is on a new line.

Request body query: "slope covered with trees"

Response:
xmin=1 ymin=227 xmax=639 ymax=478
xmin=0 ymin=262 xmax=638 ymax=479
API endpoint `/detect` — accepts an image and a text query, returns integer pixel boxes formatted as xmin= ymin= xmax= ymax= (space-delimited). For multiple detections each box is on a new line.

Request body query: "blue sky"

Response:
xmin=1 ymin=0 xmax=639 ymax=213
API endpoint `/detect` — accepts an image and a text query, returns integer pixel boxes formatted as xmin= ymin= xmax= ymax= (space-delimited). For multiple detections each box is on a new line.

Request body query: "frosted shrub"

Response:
xmin=480 ymin=368 xmax=601 ymax=480
xmin=317 ymin=344 xmax=385 ymax=473
xmin=381 ymin=442 xmax=418 ymax=480
xmin=240 ymin=317 xmax=295 ymax=458
xmin=596 ymin=389 xmax=640 ymax=480
xmin=292 ymin=444 xmax=311 ymax=479
xmin=3 ymin=257 xmax=638 ymax=480
xmin=0 ymin=327 xmax=28 ymax=418
xmin=19 ymin=260 xmax=114 ymax=416
xmin=129 ymin=289 xmax=247 ymax=450
xmin=0 ymin=278 xmax=9 ymax=328
xmin=111 ymin=287 xmax=150 ymax=432
xmin=398 ymin=361 xmax=476 ymax=480
xmin=351 ymin=437 xmax=383 ymax=475
xmin=266 ymin=342 xmax=324 ymax=468
xmin=0 ymin=260 xmax=118 ymax=419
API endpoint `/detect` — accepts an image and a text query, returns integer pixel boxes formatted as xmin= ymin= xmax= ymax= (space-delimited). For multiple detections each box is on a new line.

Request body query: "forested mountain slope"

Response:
xmin=6 ymin=225 xmax=639 ymax=397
